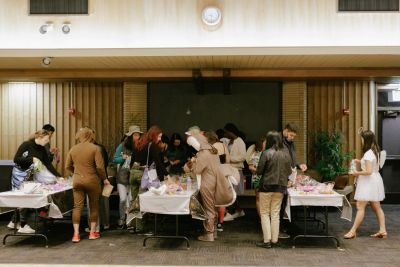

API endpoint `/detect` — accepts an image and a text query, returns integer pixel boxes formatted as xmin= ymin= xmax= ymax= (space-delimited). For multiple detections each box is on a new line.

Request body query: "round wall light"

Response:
xmin=201 ymin=6 xmax=222 ymax=26
xmin=62 ymin=23 xmax=71 ymax=34
xmin=41 ymin=57 xmax=52 ymax=67
xmin=39 ymin=23 xmax=54 ymax=34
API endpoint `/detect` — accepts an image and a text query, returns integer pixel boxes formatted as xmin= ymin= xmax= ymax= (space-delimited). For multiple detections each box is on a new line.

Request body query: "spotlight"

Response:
xmin=62 ymin=23 xmax=71 ymax=34
xmin=39 ymin=23 xmax=54 ymax=34
xmin=41 ymin=57 xmax=52 ymax=67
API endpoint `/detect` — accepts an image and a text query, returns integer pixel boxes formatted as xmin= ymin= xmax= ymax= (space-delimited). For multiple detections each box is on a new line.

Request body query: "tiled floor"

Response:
xmin=0 ymin=205 xmax=399 ymax=267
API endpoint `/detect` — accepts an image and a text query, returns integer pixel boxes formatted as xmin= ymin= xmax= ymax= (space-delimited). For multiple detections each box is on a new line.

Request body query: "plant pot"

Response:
xmin=334 ymin=174 xmax=348 ymax=190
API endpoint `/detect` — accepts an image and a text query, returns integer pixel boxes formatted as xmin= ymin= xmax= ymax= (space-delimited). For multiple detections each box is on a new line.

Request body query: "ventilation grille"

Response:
xmin=30 ymin=0 xmax=89 ymax=15
xmin=339 ymin=0 xmax=399 ymax=11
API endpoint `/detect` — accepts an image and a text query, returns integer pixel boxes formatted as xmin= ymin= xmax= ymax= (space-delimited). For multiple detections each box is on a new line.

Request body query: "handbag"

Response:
xmin=140 ymin=143 xmax=160 ymax=189
xmin=11 ymin=164 xmax=34 ymax=190
xmin=117 ymin=156 xmax=131 ymax=185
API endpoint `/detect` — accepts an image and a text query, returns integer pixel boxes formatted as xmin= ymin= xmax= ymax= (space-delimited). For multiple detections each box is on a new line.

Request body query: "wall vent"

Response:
xmin=30 ymin=0 xmax=89 ymax=15
xmin=338 ymin=0 xmax=399 ymax=11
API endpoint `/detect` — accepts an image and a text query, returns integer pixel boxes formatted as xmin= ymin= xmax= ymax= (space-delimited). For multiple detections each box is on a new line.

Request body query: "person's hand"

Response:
xmin=122 ymin=153 xmax=128 ymax=160
xmin=186 ymin=160 xmax=193 ymax=169
xmin=104 ymin=179 xmax=110 ymax=185
xmin=50 ymin=147 xmax=59 ymax=154
xmin=299 ymin=164 xmax=307 ymax=172
xmin=287 ymin=180 xmax=293 ymax=187
xmin=32 ymin=157 xmax=39 ymax=164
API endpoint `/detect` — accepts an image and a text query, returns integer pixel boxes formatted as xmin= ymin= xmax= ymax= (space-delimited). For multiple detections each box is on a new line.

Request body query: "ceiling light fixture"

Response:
xmin=62 ymin=23 xmax=71 ymax=34
xmin=41 ymin=57 xmax=52 ymax=67
xmin=39 ymin=23 xmax=54 ymax=34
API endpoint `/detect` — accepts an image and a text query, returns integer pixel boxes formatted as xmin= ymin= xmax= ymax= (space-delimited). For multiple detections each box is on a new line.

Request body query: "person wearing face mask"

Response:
xmin=8 ymin=129 xmax=61 ymax=233
xmin=184 ymin=132 xmax=220 ymax=242
xmin=166 ymin=133 xmax=187 ymax=175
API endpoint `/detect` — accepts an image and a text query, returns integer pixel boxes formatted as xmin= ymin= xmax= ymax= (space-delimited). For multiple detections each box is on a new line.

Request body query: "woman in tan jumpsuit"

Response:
xmin=65 ymin=127 xmax=110 ymax=242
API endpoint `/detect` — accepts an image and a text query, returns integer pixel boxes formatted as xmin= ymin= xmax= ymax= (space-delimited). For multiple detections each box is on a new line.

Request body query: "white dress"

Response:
xmin=354 ymin=149 xmax=385 ymax=201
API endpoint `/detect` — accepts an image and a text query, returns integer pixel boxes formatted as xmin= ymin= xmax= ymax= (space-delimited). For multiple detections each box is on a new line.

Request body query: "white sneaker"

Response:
xmin=231 ymin=210 xmax=245 ymax=219
xmin=17 ymin=224 xmax=35 ymax=234
xmin=223 ymin=213 xmax=235 ymax=222
xmin=7 ymin=221 xmax=21 ymax=230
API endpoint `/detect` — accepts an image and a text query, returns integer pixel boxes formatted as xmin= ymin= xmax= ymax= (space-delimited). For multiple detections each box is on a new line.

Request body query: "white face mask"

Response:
xmin=187 ymin=136 xmax=201 ymax=151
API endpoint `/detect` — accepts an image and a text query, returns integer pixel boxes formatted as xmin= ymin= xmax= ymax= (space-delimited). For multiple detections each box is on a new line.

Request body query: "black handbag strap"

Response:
xmin=146 ymin=142 xmax=152 ymax=167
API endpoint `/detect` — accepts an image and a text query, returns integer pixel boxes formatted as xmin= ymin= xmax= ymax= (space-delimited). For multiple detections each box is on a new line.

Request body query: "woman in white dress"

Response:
xmin=344 ymin=130 xmax=386 ymax=239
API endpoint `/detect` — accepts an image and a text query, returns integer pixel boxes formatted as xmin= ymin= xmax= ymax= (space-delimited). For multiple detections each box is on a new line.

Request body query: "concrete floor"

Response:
xmin=0 ymin=204 xmax=399 ymax=267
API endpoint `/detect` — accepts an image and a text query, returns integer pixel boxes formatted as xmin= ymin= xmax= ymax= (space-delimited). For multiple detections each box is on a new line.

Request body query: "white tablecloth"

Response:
xmin=285 ymin=188 xmax=352 ymax=221
xmin=139 ymin=189 xmax=196 ymax=215
xmin=0 ymin=186 xmax=73 ymax=218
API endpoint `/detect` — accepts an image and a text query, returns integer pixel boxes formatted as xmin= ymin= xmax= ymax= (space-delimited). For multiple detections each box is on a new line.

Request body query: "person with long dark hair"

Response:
xmin=255 ymin=131 xmax=292 ymax=248
xmin=344 ymin=130 xmax=386 ymax=239
xmin=166 ymin=133 xmax=187 ymax=174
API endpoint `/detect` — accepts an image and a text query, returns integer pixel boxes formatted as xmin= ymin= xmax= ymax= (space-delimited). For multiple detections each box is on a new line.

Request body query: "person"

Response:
xmin=205 ymin=130 xmax=231 ymax=232
xmin=128 ymin=125 xmax=168 ymax=233
xmin=282 ymin=123 xmax=307 ymax=172
xmin=184 ymin=133 xmax=220 ymax=242
xmin=159 ymin=134 xmax=170 ymax=168
xmin=166 ymin=133 xmax=187 ymax=174
xmin=255 ymin=131 xmax=292 ymax=248
xmin=113 ymin=125 xmax=142 ymax=228
xmin=246 ymin=136 xmax=267 ymax=219
xmin=42 ymin=124 xmax=60 ymax=164
xmin=280 ymin=122 xmax=307 ymax=238
xmin=65 ymin=127 xmax=110 ymax=242
xmin=222 ymin=123 xmax=247 ymax=221
xmin=344 ymin=130 xmax=386 ymax=239
xmin=8 ymin=129 xmax=62 ymax=233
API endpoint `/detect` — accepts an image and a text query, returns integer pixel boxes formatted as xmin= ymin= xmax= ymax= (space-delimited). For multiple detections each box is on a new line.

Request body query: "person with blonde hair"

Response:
xmin=8 ymin=129 xmax=61 ymax=233
xmin=65 ymin=127 xmax=109 ymax=242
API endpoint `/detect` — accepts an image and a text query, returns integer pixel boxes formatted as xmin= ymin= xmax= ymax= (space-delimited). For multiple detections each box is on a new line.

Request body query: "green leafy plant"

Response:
xmin=313 ymin=131 xmax=353 ymax=182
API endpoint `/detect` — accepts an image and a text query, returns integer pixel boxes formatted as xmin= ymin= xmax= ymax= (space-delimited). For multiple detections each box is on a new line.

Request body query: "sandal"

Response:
xmin=344 ymin=231 xmax=356 ymax=239
xmin=370 ymin=232 xmax=387 ymax=238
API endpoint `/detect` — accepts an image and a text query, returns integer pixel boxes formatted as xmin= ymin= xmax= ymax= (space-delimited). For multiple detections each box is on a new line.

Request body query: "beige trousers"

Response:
xmin=259 ymin=192 xmax=284 ymax=243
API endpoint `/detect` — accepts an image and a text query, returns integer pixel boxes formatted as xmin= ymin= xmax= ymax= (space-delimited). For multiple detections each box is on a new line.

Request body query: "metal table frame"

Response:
xmin=143 ymin=213 xmax=190 ymax=249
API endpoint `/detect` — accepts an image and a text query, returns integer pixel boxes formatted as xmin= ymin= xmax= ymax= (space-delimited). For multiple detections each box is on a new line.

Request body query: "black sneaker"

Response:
xmin=256 ymin=241 xmax=272 ymax=249
xmin=271 ymin=242 xmax=281 ymax=248
xmin=217 ymin=223 xmax=223 ymax=232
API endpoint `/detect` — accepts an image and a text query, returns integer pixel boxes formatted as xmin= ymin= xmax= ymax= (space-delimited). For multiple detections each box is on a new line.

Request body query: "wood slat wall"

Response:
xmin=307 ymin=80 xmax=370 ymax=166
xmin=282 ymin=82 xmax=307 ymax=165
xmin=0 ymin=81 xmax=123 ymax=175
xmin=123 ymin=82 xmax=147 ymax=133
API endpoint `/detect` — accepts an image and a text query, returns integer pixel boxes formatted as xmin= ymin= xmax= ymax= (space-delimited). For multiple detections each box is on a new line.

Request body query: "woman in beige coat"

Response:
xmin=185 ymin=133 xmax=234 ymax=242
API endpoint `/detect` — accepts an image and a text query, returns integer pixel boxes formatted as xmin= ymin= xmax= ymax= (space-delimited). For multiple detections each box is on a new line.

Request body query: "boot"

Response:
xmin=198 ymin=233 xmax=214 ymax=242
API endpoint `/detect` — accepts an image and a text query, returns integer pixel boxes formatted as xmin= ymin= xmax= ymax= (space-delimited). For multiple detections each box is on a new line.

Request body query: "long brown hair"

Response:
xmin=361 ymin=130 xmax=380 ymax=161
xmin=136 ymin=125 xmax=162 ymax=151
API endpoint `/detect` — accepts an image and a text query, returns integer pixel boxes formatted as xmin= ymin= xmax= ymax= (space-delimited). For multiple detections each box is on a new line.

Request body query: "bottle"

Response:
xmin=187 ymin=177 xmax=192 ymax=191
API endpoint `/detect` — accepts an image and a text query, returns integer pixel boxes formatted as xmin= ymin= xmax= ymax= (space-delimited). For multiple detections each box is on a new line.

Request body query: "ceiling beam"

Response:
xmin=1 ymin=68 xmax=400 ymax=81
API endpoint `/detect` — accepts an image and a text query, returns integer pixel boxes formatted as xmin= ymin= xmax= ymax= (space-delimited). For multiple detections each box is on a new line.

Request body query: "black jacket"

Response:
xmin=14 ymin=140 xmax=61 ymax=177
xmin=134 ymin=142 xmax=168 ymax=180
xmin=282 ymin=134 xmax=298 ymax=168
xmin=256 ymin=147 xmax=292 ymax=192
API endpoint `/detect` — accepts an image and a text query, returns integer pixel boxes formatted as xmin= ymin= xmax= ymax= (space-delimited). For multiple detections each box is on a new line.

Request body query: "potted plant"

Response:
xmin=313 ymin=131 xmax=353 ymax=189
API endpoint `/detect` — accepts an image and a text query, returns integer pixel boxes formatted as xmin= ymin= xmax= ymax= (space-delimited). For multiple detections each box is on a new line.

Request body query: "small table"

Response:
xmin=0 ymin=186 xmax=73 ymax=247
xmin=285 ymin=188 xmax=351 ymax=249
xmin=139 ymin=189 xmax=196 ymax=249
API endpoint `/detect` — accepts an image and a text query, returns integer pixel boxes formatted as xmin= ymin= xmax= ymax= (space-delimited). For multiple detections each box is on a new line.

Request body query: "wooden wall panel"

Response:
xmin=123 ymin=82 xmax=147 ymax=133
xmin=0 ymin=81 xmax=123 ymax=176
xmin=307 ymin=80 xmax=370 ymax=166
xmin=282 ymin=81 xmax=307 ymax=165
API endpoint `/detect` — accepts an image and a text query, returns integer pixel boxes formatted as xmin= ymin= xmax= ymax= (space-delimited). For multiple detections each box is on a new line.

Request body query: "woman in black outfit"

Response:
xmin=9 ymin=129 xmax=61 ymax=233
